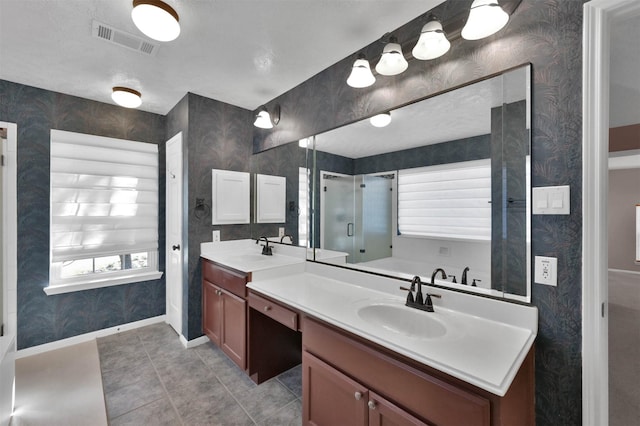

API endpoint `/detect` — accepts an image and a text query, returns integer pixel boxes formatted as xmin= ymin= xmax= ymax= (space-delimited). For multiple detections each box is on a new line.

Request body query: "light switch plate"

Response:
xmin=535 ymin=256 xmax=557 ymax=286
xmin=532 ymin=185 xmax=570 ymax=215
xmin=279 ymin=227 xmax=285 ymax=238
xmin=212 ymin=230 xmax=220 ymax=242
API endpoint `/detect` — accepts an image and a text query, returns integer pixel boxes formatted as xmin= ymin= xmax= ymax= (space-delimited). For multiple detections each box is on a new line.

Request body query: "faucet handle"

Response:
xmin=424 ymin=294 xmax=435 ymax=312
xmin=400 ymin=286 xmax=415 ymax=304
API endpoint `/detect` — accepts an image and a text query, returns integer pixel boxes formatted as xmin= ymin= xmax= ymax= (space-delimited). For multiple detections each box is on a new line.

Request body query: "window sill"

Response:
xmin=44 ymin=271 xmax=163 ymax=295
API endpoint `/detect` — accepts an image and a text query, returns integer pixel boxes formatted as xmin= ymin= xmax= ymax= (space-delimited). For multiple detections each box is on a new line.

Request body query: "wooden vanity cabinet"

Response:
xmin=304 ymin=351 xmax=427 ymax=426
xmin=302 ymin=317 xmax=534 ymax=426
xmin=202 ymin=259 xmax=248 ymax=370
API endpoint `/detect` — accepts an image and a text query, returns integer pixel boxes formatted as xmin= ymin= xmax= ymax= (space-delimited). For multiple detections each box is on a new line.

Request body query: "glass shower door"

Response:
xmin=322 ymin=174 xmax=356 ymax=262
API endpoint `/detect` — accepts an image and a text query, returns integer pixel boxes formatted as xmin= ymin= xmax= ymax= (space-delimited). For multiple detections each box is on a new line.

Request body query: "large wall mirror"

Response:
xmin=309 ymin=64 xmax=531 ymax=302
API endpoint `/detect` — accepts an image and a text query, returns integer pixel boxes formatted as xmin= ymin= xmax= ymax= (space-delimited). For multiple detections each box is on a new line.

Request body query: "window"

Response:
xmin=47 ymin=130 xmax=162 ymax=295
xmin=298 ymin=167 xmax=310 ymax=247
xmin=397 ymin=159 xmax=491 ymax=240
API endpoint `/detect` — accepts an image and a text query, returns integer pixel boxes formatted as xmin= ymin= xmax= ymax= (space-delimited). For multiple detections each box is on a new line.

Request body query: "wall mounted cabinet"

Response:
xmin=211 ymin=169 xmax=250 ymax=225
xmin=255 ymin=173 xmax=286 ymax=223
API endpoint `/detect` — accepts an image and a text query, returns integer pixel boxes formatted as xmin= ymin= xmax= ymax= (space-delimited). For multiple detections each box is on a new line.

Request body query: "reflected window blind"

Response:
xmin=397 ymin=159 xmax=491 ymax=240
xmin=50 ymin=130 xmax=158 ymax=262
xmin=298 ymin=167 xmax=309 ymax=247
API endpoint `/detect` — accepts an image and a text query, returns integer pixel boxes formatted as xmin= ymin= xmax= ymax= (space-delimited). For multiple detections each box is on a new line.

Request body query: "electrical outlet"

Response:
xmin=535 ymin=256 xmax=557 ymax=286
xmin=279 ymin=227 xmax=285 ymax=238
xmin=212 ymin=230 xmax=220 ymax=242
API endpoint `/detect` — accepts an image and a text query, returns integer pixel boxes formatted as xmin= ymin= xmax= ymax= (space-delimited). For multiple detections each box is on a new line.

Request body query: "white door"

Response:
xmin=166 ymin=133 xmax=183 ymax=336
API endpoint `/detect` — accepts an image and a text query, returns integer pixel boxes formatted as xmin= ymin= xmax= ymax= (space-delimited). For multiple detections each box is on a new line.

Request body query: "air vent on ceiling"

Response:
xmin=92 ymin=20 xmax=159 ymax=57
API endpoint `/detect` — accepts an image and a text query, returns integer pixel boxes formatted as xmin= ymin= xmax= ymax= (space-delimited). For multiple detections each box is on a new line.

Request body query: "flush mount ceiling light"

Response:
xmin=370 ymin=112 xmax=392 ymax=128
xmin=412 ymin=17 xmax=451 ymax=60
xmin=254 ymin=105 xmax=280 ymax=129
xmin=347 ymin=54 xmax=376 ymax=88
xmin=112 ymin=86 xmax=142 ymax=108
xmin=131 ymin=0 xmax=180 ymax=42
xmin=461 ymin=0 xmax=509 ymax=40
xmin=375 ymin=36 xmax=408 ymax=76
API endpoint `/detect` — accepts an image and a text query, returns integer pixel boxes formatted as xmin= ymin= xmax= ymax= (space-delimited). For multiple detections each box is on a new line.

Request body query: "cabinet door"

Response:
xmin=221 ymin=290 xmax=247 ymax=370
xmin=368 ymin=391 xmax=430 ymax=426
xmin=202 ymin=280 xmax=222 ymax=346
xmin=303 ymin=351 xmax=368 ymax=426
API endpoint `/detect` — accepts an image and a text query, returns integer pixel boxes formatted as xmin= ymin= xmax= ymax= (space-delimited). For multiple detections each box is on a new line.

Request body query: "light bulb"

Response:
xmin=370 ymin=112 xmax=391 ymax=128
xmin=347 ymin=55 xmax=376 ymax=88
xmin=254 ymin=109 xmax=273 ymax=129
xmin=112 ymin=87 xmax=142 ymax=108
xmin=131 ymin=0 xmax=181 ymax=42
xmin=461 ymin=0 xmax=509 ymax=40
xmin=375 ymin=37 xmax=408 ymax=76
xmin=412 ymin=19 xmax=451 ymax=60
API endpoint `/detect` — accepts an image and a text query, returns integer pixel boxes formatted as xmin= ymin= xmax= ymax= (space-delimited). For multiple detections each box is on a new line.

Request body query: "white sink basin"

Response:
xmin=230 ymin=254 xmax=270 ymax=262
xmin=357 ymin=303 xmax=447 ymax=339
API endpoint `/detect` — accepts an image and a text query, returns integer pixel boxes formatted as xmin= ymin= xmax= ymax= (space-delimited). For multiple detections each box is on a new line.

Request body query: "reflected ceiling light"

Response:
xmin=254 ymin=105 xmax=280 ymax=129
xmin=375 ymin=36 xmax=408 ymax=76
xmin=412 ymin=17 xmax=451 ymax=60
xmin=370 ymin=112 xmax=391 ymax=128
xmin=347 ymin=54 xmax=376 ymax=88
xmin=131 ymin=0 xmax=181 ymax=42
xmin=461 ymin=0 xmax=509 ymax=40
xmin=111 ymin=86 xmax=142 ymax=108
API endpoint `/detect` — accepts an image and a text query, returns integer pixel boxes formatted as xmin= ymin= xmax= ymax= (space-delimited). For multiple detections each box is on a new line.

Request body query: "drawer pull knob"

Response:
xmin=354 ymin=392 xmax=362 ymax=401
xmin=368 ymin=401 xmax=376 ymax=410
xmin=264 ymin=306 xmax=271 ymax=312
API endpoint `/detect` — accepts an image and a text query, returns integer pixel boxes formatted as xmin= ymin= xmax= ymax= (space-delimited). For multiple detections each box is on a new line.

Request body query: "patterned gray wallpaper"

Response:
xmin=253 ymin=0 xmax=585 ymax=424
xmin=0 ymin=79 xmax=167 ymax=349
xmin=167 ymin=93 xmax=254 ymax=340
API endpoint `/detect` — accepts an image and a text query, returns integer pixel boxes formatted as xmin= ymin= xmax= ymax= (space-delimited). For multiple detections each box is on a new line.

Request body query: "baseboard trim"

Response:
xmin=608 ymin=268 xmax=640 ymax=276
xmin=16 ymin=315 xmax=166 ymax=359
xmin=180 ymin=334 xmax=209 ymax=349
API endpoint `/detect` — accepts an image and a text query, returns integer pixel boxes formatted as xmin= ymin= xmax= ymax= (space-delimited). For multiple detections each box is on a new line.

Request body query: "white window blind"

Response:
xmin=397 ymin=159 xmax=491 ymax=240
xmin=50 ymin=130 xmax=159 ymax=263
xmin=298 ymin=167 xmax=309 ymax=247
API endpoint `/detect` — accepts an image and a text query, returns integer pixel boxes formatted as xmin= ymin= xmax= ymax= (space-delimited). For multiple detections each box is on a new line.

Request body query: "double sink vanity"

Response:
xmin=200 ymin=239 xmax=537 ymax=426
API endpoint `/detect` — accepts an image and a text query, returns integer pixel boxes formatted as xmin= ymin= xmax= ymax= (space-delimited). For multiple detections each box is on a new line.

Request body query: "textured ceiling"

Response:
xmin=0 ymin=0 xmax=444 ymax=115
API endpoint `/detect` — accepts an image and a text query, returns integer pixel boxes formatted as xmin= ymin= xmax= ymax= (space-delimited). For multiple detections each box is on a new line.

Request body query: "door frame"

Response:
xmin=165 ymin=132 xmax=184 ymax=340
xmin=582 ymin=0 xmax=640 ymax=424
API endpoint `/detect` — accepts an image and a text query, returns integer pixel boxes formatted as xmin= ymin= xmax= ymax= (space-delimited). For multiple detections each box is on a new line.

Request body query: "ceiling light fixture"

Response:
xmin=112 ymin=86 xmax=142 ymax=108
xmin=375 ymin=36 xmax=408 ymax=76
xmin=370 ymin=112 xmax=392 ymax=128
xmin=412 ymin=17 xmax=451 ymax=60
xmin=461 ymin=0 xmax=509 ymax=40
xmin=131 ymin=0 xmax=181 ymax=42
xmin=254 ymin=105 xmax=280 ymax=129
xmin=347 ymin=54 xmax=376 ymax=88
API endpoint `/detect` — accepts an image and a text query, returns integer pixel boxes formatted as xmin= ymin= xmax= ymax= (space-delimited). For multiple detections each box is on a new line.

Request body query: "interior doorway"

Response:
xmin=583 ymin=0 xmax=640 ymax=424
xmin=165 ymin=132 xmax=183 ymax=338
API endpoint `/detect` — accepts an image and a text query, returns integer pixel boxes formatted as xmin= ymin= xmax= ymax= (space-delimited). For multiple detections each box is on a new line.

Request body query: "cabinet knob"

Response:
xmin=368 ymin=400 xmax=376 ymax=410
xmin=264 ymin=306 xmax=271 ymax=312
xmin=354 ymin=392 xmax=362 ymax=401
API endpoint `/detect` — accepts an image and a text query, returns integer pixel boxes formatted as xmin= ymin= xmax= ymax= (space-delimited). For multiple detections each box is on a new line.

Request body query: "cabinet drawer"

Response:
xmin=202 ymin=260 xmax=247 ymax=297
xmin=248 ymin=292 xmax=298 ymax=331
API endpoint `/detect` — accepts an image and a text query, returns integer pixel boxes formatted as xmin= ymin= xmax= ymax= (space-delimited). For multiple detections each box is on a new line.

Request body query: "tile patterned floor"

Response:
xmin=97 ymin=323 xmax=302 ymax=426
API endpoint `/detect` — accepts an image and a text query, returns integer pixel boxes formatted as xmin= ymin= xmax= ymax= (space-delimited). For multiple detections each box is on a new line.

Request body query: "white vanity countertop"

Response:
xmin=200 ymin=240 xmax=305 ymax=273
xmin=247 ymin=262 xmax=537 ymax=397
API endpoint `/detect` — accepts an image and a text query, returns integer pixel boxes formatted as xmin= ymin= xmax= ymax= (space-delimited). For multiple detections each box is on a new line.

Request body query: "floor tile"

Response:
xmin=236 ymin=378 xmax=297 ymax=423
xmin=277 ymin=364 xmax=303 ymax=398
xmin=109 ymin=397 xmax=180 ymax=426
xmin=105 ymin=374 xmax=166 ymax=419
xmin=260 ymin=399 xmax=302 ymax=426
xmin=100 ymin=352 xmax=157 ymax=394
